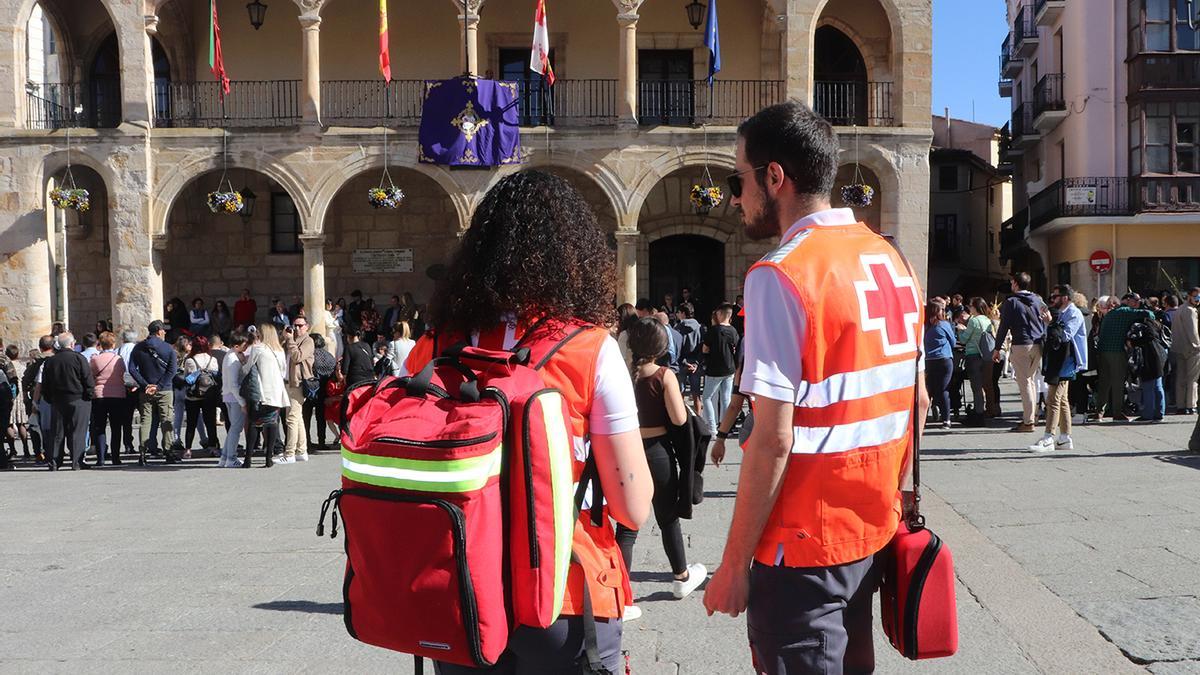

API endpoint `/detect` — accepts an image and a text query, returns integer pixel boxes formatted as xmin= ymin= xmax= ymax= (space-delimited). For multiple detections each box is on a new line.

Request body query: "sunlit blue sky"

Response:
xmin=932 ymin=1 xmax=1010 ymax=126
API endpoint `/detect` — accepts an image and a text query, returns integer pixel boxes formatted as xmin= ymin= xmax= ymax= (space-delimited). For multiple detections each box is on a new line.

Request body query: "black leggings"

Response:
xmin=615 ymin=436 xmax=688 ymax=576
xmin=302 ymin=380 xmax=328 ymax=446
xmin=184 ymin=399 xmax=218 ymax=449
xmin=245 ymin=405 xmax=279 ymax=467
xmin=925 ymin=357 xmax=953 ymax=423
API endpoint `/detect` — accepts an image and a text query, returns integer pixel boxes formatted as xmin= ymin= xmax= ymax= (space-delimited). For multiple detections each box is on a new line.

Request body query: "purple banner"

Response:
xmin=418 ymin=77 xmax=525 ymax=167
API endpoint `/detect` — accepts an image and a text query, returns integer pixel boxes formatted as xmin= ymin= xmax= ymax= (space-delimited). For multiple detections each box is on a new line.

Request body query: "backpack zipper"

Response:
xmin=371 ymin=431 xmax=498 ymax=448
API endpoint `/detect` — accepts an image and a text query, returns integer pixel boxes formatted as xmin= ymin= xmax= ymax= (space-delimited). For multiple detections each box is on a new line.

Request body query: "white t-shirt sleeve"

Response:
xmin=741 ymin=265 xmax=807 ymax=405
xmin=588 ymin=335 xmax=639 ymax=435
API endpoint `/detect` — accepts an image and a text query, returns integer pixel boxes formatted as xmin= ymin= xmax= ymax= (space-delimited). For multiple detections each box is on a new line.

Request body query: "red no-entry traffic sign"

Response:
xmin=1089 ymin=250 xmax=1113 ymax=274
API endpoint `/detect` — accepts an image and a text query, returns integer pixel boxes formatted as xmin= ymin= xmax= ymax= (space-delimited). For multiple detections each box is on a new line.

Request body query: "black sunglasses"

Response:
xmin=725 ymin=165 xmax=768 ymax=198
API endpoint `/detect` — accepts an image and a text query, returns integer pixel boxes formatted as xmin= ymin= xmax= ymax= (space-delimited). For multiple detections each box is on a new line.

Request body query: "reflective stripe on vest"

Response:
xmin=340 ymin=446 xmax=503 ymax=493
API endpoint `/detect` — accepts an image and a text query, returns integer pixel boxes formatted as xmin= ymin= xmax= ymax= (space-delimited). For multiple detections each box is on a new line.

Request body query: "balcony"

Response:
xmin=1035 ymin=0 xmax=1065 ymax=27
xmin=637 ymin=79 xmax=785 ymax=126
xmin=1000 ymin=208 xmax=1029 ymax=260
xmin=1128 ymin=53 xmax=1200 ymax=98
xmin=1000 ymin=35 xmax=1023 ymax=78
xmin=999 ymin=78 xmax=1013 ymax=98
xmin=813 ymin=81 xmax=894 ymax=126
xmin=1013 ymin=4 xmax=1040 ymax=58
xmin=26 ymin=82 xmax=121 ymax=130
xmin=1136 ymin=176 xmax=1200 ymax=212
xmin=1025 ymin=176 xmax=1199 ymax=230
xmin=1032 ymin=74 xmax=1067 ymax=131
xmin=154 ymin=80 xmax=300 ymax=128
xmin=1011 ymin=103 xmax=1039 ymax=149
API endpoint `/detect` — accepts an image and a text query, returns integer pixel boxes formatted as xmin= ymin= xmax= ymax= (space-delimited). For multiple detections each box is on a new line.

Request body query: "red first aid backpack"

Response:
xmin=315 ymin=323 xmax=595 ymax=669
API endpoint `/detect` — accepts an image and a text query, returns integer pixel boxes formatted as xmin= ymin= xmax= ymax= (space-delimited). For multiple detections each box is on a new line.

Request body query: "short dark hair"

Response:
xmin=147 ymin=320 xmax=165 ymax=336
xmin=627 ymin=317 xmax=669 ymax=368
xmin=1122 ymin=292 xmax=1140 ymax=302
xmin=737 ymin=100 xmax=839 ymax=198
xmin=677 ymin=302 xmax=696 ymax=319
xmin=635 ymin=298 xmax=655 ymax=312
xmin=4 ymin=345 xmax=17 ymax=359
xmin=81 ymin=333 xmax=98 ymax=348
xmin=1012 ymin=272 xmax=1033 ymax=291
xmin=1052 ymin=284 xmax=1074 ymax=299
xmin=38 ymin=335 xmax=54 ymax=351
xmin=311 ymin=333 xmax=326 ymax=350
xmin=228 ymin=331 xmax=250 ymax=348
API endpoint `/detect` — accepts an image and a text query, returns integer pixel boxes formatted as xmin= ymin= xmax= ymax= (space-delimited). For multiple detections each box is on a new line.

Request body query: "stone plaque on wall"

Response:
xmin=352 ymin=248 xmax=414 ymax=274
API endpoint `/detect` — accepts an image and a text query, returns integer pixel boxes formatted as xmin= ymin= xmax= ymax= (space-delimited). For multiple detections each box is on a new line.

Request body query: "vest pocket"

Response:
xmin=818 ymin=446 xmax=900 ymax=547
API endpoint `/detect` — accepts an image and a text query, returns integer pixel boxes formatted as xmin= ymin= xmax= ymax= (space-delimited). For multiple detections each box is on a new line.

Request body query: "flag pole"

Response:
xmin=462 ymin=6 xmax=470 ymax=77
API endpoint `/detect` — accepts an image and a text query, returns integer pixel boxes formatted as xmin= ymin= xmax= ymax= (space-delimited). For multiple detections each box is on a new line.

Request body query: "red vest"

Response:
xmin=749 ymin=222 xmax=923 ymax=568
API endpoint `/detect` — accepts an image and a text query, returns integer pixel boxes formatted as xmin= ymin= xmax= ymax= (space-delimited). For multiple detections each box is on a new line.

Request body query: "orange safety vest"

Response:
xmin=749 ymin=221 xmax=923 ymax=568
xmin=404 ymin=320 xmax=630 ymax=619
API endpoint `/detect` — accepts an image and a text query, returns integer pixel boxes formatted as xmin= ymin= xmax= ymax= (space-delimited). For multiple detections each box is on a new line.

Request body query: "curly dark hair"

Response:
xmin=428 ymin=170 xmax=616 ymax=335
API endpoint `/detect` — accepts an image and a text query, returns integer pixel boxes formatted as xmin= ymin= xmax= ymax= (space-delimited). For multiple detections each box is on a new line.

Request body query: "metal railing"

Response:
xmin=1011 ymin=102 xmax=1035 ymax=139
xmin=1029 ymin=177 xmax=1132 ymax=230
xmin=637 ymin=79 xmax=785 ymax=126
xmin=321 ymin=80 xmax=426 ymax=126
xmin=154 ymin=80 xmax=301 ymax=128
xmin=1013 ymin=3 xmax=1038 ymax=49
xmin=813 ymin=81 xmax=894 ymax=126
xmin=510 ymin=79 xmax=619 ymax=126
xmin=26 ymin=82 xmax=120 ymax=129
xmin=1128 ymin=53 xmax=1200 ymax=92
xmin=1033 ymin=73 xmax=1065 ymax=118
xmin=1000 ymin=208 xmax=1029 ymax=258
xmin=1136 ymin=176 xmax=1200 ymax=212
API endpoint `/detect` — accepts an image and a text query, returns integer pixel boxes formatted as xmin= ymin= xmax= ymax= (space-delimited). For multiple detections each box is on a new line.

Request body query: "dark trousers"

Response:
xmin=435 ymin=616 xmax=623 ymax=675
xmin=302 ymin=384 xmax=328 ymax=447
xmin=246 ymin=405 xmax=279 ymax=467
xmin=1098 ymin=352 xmax=1129 ymax=417
xmin=747 ymin=556 xmax=880 ymax=675
xmin=924 ymin=357 xmax=953 ymax=423
xmin=48 ymin=398 xmax=91 ymax=467
xmin=184 ymin=398 xmax=218 ymax=448
xmin=615 ymin=437 xmax=688 ymax=576
xmin=0 ymin=395 xmax=11 ymax=466
xmin=965 ymin=354 xmax=987 ymax=413
xmin=90 ymin=397 xmax=130 ymax=462
xmin=985 ymin=358 xmax=1002 ymax=415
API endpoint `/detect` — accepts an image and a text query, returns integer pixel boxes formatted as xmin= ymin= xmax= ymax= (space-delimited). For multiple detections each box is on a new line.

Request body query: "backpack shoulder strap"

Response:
xmin=532 ymin=324 xmax=595 ymax=371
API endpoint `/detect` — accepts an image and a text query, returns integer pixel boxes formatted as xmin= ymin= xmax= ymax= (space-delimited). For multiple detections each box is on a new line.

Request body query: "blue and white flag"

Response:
xmin=705 ymin=0 xmax=721 ymax=84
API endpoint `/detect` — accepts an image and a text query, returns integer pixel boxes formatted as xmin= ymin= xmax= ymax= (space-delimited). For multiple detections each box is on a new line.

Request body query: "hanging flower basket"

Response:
xmin=49 ymin=187 xmax=90 ymax=212
xmin=368 ymin=186 xmax=405 ymax=209
xmin=207 ymin=189 xmax=244 ymax=214
xmin=841 ymin=183 xmax=875 ymax=208
xmin=690 ymin=184 xmax=723 ymax=213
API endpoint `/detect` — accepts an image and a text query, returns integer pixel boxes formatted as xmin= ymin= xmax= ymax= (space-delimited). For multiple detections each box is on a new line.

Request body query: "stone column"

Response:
xmin=299 ymin=14 xmax=322 ymax=126
xmin=451 ymin=0 xmax=487 ymax=76
xmin=301 ymin=235 xmax=327 ymax=339
xmin=109 ymin=140 xmax=164 ymax=333
xmin=779 ymin=0 xmax=816 ymax=105
xmin=615 ymin=231 xmax=640 ymax=304
xmin=612 ymin=1 xmax=645 ymax=128
xmin=113 ymin=3 xmax=153 ymax=126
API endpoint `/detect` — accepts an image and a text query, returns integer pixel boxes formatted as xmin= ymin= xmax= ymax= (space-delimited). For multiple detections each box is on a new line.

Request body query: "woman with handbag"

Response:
xmin=182 ymin=335 xmax=221 ymax=458
xmin=219 ymin=331 xmax=250 ymax=468
xmin=923 ymin=301 xmax=957 ymax=430
xmin=957 ymin=298 xmax=994 ymax=425
xmin=89 ymin=332 xmax=128 ymax=465
xmin=303 ymin=333 xmax=338 ymax=452
xmin=241 ymin=326 xmax=288 ymax=468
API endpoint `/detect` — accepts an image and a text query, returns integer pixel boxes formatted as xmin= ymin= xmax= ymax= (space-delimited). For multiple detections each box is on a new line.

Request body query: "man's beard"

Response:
xmin=743 ymin=191 xmax=780 ymax=241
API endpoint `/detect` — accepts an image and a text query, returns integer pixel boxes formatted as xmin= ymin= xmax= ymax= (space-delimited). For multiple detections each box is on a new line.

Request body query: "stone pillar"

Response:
xmin=780 ymin=1 xmax=816 ymax=105
xmin=451 ymin=0 xmax=487 ymax=76
xmin=890 ymin=140 xmax=932 ymax=288
xmin=0 ymin=12 xmax=25 ymax=128
xmin=898 ymin=3 xmax=932 ymax=128
xmin=109 ymin=140 xmax=164 ymax=333
xmin=113 ymin=3 xmax=152 ymax=126
xmin=301 ymin=235 xmax=327 ymax=339
xmin=615 ymin=231 xmax=640 ymax=304
xmin=612 ymin=1 xmax=645 ymax=128
xmin=299 ymin=14 xmax=322 ymax=126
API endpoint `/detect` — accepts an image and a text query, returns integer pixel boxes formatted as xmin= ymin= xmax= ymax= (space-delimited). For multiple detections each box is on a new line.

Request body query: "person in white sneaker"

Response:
xmin=1029 ymin=285 xmax=1088 ymax=453
xmin=614 ymin=318 xmax=708 ymax=610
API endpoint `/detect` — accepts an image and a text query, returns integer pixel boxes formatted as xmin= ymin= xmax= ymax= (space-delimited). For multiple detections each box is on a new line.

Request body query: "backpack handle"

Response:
xmin=406 ymin=357 xmax=481 ymax=403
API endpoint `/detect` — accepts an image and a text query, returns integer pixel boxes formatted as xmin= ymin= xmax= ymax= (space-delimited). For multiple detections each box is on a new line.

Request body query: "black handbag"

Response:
xmin=239 ymin=363 xmax=263 ymax=406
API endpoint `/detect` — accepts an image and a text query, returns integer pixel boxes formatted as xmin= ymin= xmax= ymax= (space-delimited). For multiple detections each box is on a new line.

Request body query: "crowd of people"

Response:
xmin=923 ymin=273 xmax=1200 ymax=452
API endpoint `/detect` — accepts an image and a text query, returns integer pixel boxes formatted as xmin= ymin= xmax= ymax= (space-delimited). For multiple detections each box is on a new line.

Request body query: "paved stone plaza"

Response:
xmin=2 ymin=383 xmax=1198 ymax=674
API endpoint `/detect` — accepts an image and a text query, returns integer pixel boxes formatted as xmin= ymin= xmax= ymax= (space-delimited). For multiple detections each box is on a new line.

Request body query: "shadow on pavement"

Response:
xmin=1157 ymin=453 xmax=1200 ymax=470
xmin=253 ymin=600 xmax=344 ymax=614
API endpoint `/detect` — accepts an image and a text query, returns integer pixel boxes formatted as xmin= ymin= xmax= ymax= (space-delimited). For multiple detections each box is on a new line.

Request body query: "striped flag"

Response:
xmin=208 ymin=0 xmax=230 ymax=99
xmin=530 ymin=0 xmax=555 ymax=85
xmin=379 ymin=0 xmax=392 ymax=82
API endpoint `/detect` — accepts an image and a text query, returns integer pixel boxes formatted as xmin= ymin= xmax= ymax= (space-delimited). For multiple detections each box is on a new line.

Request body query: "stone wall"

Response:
xmin=62 ymin=167 xmax=111 ymax=332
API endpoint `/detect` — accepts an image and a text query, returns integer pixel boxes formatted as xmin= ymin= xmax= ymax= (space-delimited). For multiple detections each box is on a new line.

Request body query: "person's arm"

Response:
xmin=993 ymin=302 xmax=1012 ymax=362
xmin=81 ymin=354 xmax=96 ymax=395
xmin=129 ymin=349 xmax=148 ymax=389
xmin=661 ymin=369 xmax=688 ymax=426
xmin=711 ymin=367 xmax=745 ymax=468
xmin=159 ymin=349 xmax=178 ymax=390
xmin=589 ymin=430 xmax=652 ymax=530
xmin=183 ymin=356 xmax=198 ymax=375
xmin=194 ymin=311 xmax=210 ymax=328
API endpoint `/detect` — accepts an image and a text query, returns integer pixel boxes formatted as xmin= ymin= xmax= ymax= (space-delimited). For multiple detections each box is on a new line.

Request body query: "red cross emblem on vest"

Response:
xmin=853 ymin=254 xmax=920 ymax=356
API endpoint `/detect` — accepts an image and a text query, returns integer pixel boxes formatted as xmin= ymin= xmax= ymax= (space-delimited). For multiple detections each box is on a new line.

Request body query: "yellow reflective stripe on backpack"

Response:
xmin=341 ymin=446 xmax=503 ymax=493
xmin=541 ymin=392 xmax=575 ymax=622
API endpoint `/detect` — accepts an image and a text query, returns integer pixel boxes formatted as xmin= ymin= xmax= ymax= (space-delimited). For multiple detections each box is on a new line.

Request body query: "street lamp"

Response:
xmin=247 ymin=0 xmax=267 ymax=30
xmin=239 ymin=185 xmax=257 ymax=222
xmin=685 ymin=0 xmax=706 ymax=30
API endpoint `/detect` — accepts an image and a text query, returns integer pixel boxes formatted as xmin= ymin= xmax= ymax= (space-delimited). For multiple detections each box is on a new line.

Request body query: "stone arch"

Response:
xmin=627 ymin=150 xmax=737 ymax=221
xmin=473 ymin=154 xmax=630 ymax=226
xmin=811 ymin=0 xmax=904 ymax=124
xmin=319 ymin=165 xmax=463 ymax=305
xmin=836 ymin=141 xmax=901 ymax=235
xmin=310 ymin=154 xmax=470 ymax=236
xmin=152 ymin=149 xmax=311 ymax=238
xmin=43 ymin=162 xmax=112 ymax=332
xmin=814 ymin=17 xmax=890 ymax=85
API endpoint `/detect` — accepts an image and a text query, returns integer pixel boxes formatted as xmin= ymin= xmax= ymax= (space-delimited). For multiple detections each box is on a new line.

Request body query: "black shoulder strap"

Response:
xmin=533 ymin=325 xmax=592 ymax=371
xmin=880 ymin=234 xmax=925 ymax=527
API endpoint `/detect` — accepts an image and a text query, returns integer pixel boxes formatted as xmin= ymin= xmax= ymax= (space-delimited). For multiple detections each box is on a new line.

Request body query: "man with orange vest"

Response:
xmin=703 ymin=101 xmax=930 ymax=674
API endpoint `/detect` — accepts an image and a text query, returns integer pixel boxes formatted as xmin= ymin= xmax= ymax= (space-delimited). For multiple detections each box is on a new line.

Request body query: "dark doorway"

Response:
xmin=150 ymin=38 xmax=172 ymax=126
xmin=813 ymin=26 xmax=868 ymax=126
xmin=650 ymin=234 xmax=724 ymax=320
xmin=638 ymin=49 xmax=694 ymax=125
xmin=499 ymin=47 xmax=554 ymax=126
xmin=88 ymin=33 xmax=121 ymax=128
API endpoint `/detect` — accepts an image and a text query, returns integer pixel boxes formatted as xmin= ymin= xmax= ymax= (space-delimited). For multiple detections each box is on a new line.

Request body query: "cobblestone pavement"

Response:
xmin=0 ymin=382 xmax=1196 ymax=673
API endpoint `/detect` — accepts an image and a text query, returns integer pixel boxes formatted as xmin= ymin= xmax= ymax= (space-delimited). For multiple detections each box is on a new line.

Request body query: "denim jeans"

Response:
xmin=701 ymin=375 xmax=734 ymax=435
xmin=222 ymin=401 xmax=246 ymax=464
xmin=1140 ymin=377 xmax=1165 ymax=420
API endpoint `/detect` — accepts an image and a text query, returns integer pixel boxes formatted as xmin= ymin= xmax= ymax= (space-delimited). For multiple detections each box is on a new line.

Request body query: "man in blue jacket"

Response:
xmin=992 ymin=272 xmax=1047 ymax=432
xmin=1029 ymin=285 xmax=1088 ymax=452
xmin=128 ymin=320 xmax=179 ymax=465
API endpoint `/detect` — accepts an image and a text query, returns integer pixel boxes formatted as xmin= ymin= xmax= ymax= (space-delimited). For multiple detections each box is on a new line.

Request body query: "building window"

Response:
xmin=933 ymin=214 xmax=958 ymax=261
xmin=938 ymin=165 xmax=958 ymax=191
xmin=1056 ymin=262 xmax=1072 ymax=287
xmin=1129 ymin=0 xmax=1200 ymax=53
xmin=271 ymin=192 xmax=301 ymax=254
xmin=1129 ymin=100 xmax=1200 ymax=174
xmin=1128 ymin=256 xmax=1200 ymax=294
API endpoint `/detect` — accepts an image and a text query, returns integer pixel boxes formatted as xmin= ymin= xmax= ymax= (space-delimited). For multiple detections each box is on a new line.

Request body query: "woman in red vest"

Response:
xmin=409 ymin=170 xmax=653 ymax=675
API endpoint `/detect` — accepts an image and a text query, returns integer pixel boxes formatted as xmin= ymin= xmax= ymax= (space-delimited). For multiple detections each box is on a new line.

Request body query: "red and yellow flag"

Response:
xmin=208 ymin=0 xmax=230 ymax=99
xmin=379 ymin=0 xmax=391 ymax=82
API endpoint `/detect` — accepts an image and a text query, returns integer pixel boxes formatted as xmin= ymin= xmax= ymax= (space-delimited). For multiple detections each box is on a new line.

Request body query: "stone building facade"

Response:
xmin=0 ymin=0 xmax=931 ymax=348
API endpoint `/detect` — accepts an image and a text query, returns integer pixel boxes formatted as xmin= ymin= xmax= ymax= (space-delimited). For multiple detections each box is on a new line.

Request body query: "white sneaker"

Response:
xmin=296 ymin=454 xmax=309 ymax=462
xmin=622 ymin=605 xmax=642 ymax=622
xmin=276 ymin=456 xmax=296 ymax=465
xmin=215 ymin=458 xmax=227 ymax=468
xmin=1056 ymin=435 xmax=1073 ymax=450
xmin=224 ymin=458 xmax=243 ymax=468
xmin=1027 ymin=435 xmax=1055 ymax=453
xmin=672 ymin=563 xmax=708 ymax=599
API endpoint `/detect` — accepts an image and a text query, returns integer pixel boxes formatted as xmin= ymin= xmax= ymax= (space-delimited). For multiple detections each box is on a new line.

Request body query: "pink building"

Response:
xmin=999 ymin=0 xmax=1200 ymax=299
